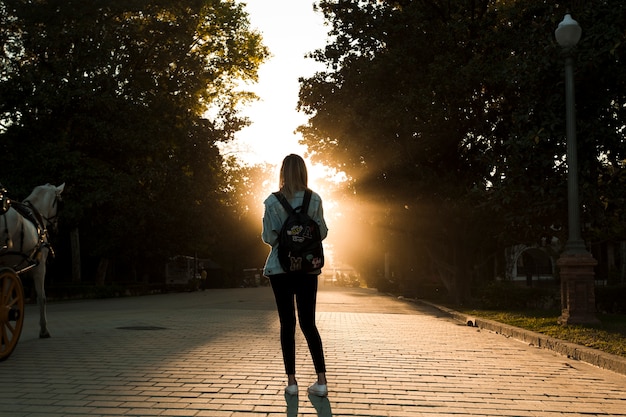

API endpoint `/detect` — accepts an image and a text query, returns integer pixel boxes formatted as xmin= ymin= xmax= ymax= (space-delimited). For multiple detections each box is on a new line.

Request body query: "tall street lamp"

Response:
xmin=554 ymin=13 xmax=599 ymax=325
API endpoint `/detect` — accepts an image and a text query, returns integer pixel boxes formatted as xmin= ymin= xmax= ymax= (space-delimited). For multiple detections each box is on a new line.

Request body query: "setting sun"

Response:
xmin=225 ymin=2 xmax=365 ymax=279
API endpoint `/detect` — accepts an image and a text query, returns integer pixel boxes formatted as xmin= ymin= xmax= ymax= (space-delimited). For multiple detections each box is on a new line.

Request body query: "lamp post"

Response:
xmin=554 ymin=13 xmax=598 ymax=325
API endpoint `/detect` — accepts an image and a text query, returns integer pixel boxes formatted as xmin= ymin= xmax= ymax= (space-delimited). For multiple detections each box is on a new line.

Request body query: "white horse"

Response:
xmin=0 ymin=183 xmax=65 ymax=338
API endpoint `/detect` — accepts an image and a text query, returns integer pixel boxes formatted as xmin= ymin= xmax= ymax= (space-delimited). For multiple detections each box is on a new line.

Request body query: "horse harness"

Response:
xmin=0 ymin=184 xmax=9 ymax=215
xmin=1 ymin=185 xmax=55 ymax=273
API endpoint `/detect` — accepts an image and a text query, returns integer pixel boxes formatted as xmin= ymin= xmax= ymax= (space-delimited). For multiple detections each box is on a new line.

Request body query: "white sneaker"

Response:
xmin=307 ymin=382 xmax=328 ymax=397
xmin=285 ymin=384 xmax=298 ymax=396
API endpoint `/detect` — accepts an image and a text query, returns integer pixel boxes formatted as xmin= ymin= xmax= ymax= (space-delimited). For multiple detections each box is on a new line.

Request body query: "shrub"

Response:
xmin=596 ymin=285 xmax=626 ymax=314
xmin=473 ymin=281 xmax=559 ymax=310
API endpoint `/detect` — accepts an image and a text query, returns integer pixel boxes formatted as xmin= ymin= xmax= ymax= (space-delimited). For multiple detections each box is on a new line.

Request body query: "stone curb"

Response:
xmin=416 ymin=299 xmax=626 ymax=377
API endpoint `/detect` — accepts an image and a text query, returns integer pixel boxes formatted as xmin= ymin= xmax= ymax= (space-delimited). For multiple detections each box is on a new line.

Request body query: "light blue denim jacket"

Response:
xmin=262 ymin=189 xmax=328 ymax=276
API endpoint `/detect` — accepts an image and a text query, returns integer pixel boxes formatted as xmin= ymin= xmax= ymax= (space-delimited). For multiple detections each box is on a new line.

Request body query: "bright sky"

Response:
xmin=229 ymin=0 xmax=328 ymax=167
xmin=233 ymin=2 xmax=351 ymax=271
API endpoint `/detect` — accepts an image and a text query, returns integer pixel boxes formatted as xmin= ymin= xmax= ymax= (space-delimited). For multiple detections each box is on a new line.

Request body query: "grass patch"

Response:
xmin=457 ymin=308 xmax=626 ymax=358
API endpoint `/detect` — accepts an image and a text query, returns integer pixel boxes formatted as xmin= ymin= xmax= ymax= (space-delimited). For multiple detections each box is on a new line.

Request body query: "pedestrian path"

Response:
xmin=1 ymin=286 xmax=624 ymax=416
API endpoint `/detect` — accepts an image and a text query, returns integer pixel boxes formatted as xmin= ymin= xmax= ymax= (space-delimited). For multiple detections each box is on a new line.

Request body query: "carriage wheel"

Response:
xmin=0 ymin=268 xmax=25 ymax=361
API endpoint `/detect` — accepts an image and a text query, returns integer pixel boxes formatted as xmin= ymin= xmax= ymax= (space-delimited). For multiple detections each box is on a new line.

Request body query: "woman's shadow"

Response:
xmin=285 ymin=393 xmax=333 ymax=417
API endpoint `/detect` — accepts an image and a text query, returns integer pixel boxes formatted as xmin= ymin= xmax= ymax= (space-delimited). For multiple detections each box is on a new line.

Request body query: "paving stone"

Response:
xmin=1 ymin=286 xmax=624 ymax=416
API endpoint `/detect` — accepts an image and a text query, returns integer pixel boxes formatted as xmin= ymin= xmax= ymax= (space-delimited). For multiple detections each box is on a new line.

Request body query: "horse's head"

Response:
xmin=24 ymin=183 xmax=65 ymax=233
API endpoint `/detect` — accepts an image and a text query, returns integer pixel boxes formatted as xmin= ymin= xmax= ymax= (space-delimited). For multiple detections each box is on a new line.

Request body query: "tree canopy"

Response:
xmin=298 ymin=0 xmax=626 ymax=299
xmin=1 ymin=0 xmax=269 ymax=282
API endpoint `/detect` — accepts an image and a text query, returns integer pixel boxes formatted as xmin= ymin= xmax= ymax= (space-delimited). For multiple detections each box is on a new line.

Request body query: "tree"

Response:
xmin=0 ymin=0 xmax=269 ymax=283
xmin=216 ymin=158 xmax=276 ymax=282
xmin=298 ymin=0 xmax=626 ymax=301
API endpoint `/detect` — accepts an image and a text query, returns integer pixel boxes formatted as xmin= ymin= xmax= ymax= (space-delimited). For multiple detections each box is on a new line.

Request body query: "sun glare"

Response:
xmin=219 ymin=2 xmax=368 ymax=280
xmin=229 ymin=0 xmax=327 ymax=168
xmin=308 ymin=161 xmax=348 ymax=191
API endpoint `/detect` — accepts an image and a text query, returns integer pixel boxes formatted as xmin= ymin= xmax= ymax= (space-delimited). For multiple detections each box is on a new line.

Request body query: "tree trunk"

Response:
xmin=621 ymin=241 xmax=626 ymax=284
xmin=96 ymin=257 xmax=109 ymax=286
xmin=70 ymin=228 xmax=81 ymax=283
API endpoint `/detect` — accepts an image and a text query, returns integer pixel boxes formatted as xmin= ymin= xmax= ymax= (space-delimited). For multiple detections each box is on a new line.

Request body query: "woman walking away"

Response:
xmin=262 ymin=154 xmax=329 ymax=397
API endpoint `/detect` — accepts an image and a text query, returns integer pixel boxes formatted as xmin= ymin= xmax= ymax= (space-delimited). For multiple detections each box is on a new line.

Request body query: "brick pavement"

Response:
xmin=1 ymin=285 xmax=625 ymax=417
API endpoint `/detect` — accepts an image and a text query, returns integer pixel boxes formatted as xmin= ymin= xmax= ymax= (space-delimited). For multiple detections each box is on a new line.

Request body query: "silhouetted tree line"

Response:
xmin=4 ymin=0 xmax=626 ymax=301
xmin=1 ymin=0 xmax=271 ymax=285
xmin=298 ymin=0 xmax=626 ymax=302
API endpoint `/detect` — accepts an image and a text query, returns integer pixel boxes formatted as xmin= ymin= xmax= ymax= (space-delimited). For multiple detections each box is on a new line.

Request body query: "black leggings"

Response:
xmin=269 ymin=273 xmax=326 ymax=375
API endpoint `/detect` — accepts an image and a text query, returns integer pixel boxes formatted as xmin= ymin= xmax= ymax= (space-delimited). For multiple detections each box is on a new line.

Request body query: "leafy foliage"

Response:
xmin=298 ymin=0 xmax=626 ymax=300
xmin=1 ymin=0 xmax=269 ymax=282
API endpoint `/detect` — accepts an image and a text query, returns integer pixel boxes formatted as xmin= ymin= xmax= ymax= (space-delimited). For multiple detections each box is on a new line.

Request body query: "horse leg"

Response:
xmin=32 ymin=266 xmax=51 ymax=338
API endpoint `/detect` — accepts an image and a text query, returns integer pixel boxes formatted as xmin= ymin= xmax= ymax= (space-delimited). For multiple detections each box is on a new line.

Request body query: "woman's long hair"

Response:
xmin=279 ymin=154 xmax=308 ymax=199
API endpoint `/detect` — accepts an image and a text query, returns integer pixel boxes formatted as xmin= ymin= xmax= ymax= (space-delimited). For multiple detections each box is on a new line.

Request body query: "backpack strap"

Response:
xmin=272 ymin=192 xmax=294 ymax=213
xmin=273 ymin=189 xmax=313 ymax=214
xmin=302 ymin=188 xmax=312 ymax=214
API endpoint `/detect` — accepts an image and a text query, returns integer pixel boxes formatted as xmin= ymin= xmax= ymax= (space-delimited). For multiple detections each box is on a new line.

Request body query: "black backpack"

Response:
xmin=273 ymin=189 xmax=324 ymax=273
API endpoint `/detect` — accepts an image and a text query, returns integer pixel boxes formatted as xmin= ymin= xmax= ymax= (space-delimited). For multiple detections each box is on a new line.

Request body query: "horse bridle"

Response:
xmin=44 ymin=195 xmax=61 ymax=232
xmin=24 ymin=192 xmax=62 ymax=233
